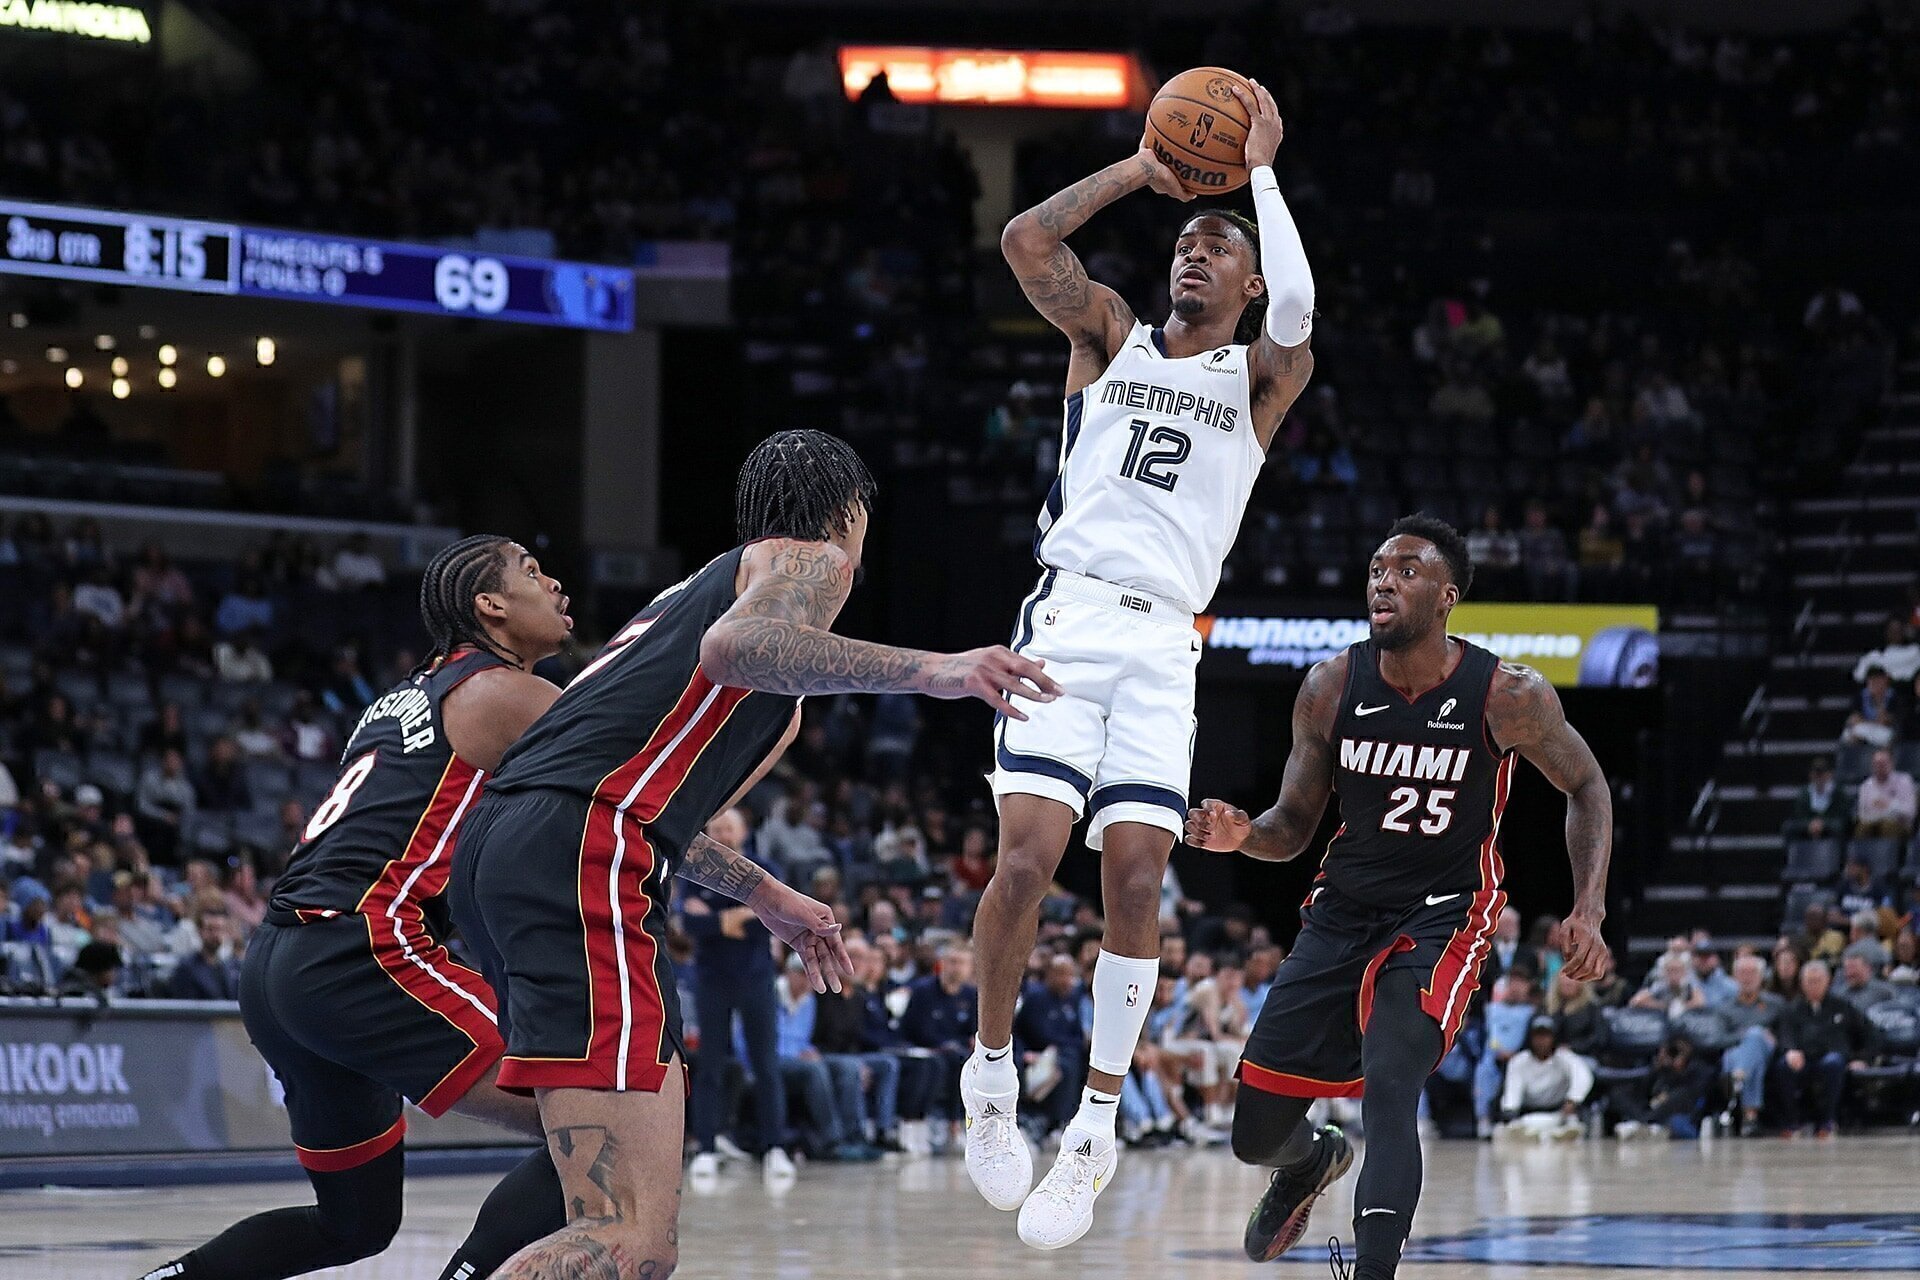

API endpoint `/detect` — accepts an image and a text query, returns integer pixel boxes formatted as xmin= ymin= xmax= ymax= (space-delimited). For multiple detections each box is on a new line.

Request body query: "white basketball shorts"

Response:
xmin=989 ymin=569 xmax=1202 ymax=849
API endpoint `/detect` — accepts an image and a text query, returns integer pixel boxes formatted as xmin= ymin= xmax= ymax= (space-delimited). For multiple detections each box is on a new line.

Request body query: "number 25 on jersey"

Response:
xmin=1381 ymin=785 xmax=1455 ymax=836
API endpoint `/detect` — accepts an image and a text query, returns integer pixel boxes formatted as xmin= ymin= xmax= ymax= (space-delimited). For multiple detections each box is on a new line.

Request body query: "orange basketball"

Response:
xmin=1146 ymin=67 xmax=1256 ymax=196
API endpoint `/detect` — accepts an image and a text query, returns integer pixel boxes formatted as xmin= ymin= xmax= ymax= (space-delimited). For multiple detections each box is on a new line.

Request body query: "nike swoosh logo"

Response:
xmin=1361 ymin=1208 xmax=1398 ymax=1217
xmin=1355 ymin=704 xmax=1389 ymax=717
xmin=1425 ymin=893 xmax=1460 ymax=906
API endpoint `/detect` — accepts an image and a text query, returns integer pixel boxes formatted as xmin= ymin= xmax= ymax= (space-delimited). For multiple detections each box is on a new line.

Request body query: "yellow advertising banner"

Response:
xmin=1448 ymin=603 xmax=1660 ymax=688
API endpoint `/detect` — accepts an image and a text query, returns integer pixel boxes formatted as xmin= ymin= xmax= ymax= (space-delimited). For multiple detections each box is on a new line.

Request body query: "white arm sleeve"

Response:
xmin=1249 ymin=165 xmax=1314 ymax=348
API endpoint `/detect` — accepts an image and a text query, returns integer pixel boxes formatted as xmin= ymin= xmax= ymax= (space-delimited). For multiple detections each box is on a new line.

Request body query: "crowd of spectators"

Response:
xmin=0 ymin=522 xmax=428 ymax=998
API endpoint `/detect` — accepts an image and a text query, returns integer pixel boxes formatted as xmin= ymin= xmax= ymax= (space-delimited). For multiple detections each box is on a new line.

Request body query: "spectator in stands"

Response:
xmin=324 ymin=533 xmax=387 ymax=590
xmin=320 ymin=646 xmax=376 ymax=717
xmin=129 ymin=543 xmax=194 ymax=625
xmin=1836 ymin=945 xmax=1896 ymax=1009
xmin=811 ymin=937 xmax=903 ymax=1153
xmin=5 ymin=893 xmax=51 ymax=947
xmin=1717 ymin=953 xmax=1783 ymax=1133
xmin=1786 ymin=757 xmax=1841 ymax=839
xmin=135 ymin=747 xmax=196 ymax=862
xmin=213 ymin=628 xmax=274 ymax=683
xmin=1854 ymin=749 xmax=1916 ymax=838
xmin=1486 ymin=906 xmax=1536 ymax=983
xmin=760 ymin=796 xmax=834 ymax=882
xmin=1518 ymin=501 xmax=1575 ymax=600
xmin=138 ymin=703 xmax=190 ymax=760
xmin=1498 ymin=1015 xmax=1591 ymax=1138
xmin=1843 ymin=667 xmax=1901 ymax=747
xmin=47 ymin=882 xmax=91 ymax=949
xmin=110 ymin=871 xmax=177 ymax=961
xmin=1545 ymin=970 xmax=1606 ymax=1058
xmin=772 ymin=954 xmax=880 ymax=1162
xmin=1466 ymin=505 xmax=1521 ymax=598
xmin=1889 ymin=929 xmax=1918 ymax=985
xmin=1836 ymin=856 xmax=1891 ymax=917
xmin=282 ymin=691 xmax=334 ymax=761
xmin=61 ymin=939 xmax=121 ymax=1001
xmin=1793 ymin=907 xmax=1845 ymax=964
xmin=1475 ymin=970 xmax=1540 ymax=1138
xmin=195 ymin=737 xmax=251 ymax=813
xmin=1632 ymin=951 xmax=1706 ymax=1017
xmin=1853 ymin=617 xmax=1920 ymax=684
xmin=162 ymin=896 xmax=240 ymax=1000
xmin=901 ymin=941 xmax=976 ymax=1130
xmin=231 ymin=701 xmax=283 ymax=761
xmin=1625 ymin=1034 xmax=1715 ymax=1139
xmin=223 ymin=855 xmax=266 ymax=939
xmin=1770 ymin=959 xmax=1873 ymax=1137
xmin=72 ymin=566 xmax=126 ymax=631
xmin=1013 ymin=953 xmax=1089 ymax=1137
xmin=1689 ymin=937 xmax=1738 ymax=1006
xmin=1612 ymin=443 xmax=1674 ymax=526
xmin=213 ymin=572 xmax=273 ymax=637
xmin=1577 ymin=503 xmax=1626 ymax=596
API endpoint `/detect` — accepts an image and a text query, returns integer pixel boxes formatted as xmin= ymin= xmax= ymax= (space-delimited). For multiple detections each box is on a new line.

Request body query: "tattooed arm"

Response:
xmin=1186 ymin=653 xmax=1345 ymax=861
xmin=1487 ymin=662 xmax=1614 ymax=981
xmin=676 ymin=829 xmax=854 ymax=993
xmin=700 ymin=539 xmax=1063 ymax=719
xmin=1002 ymin=148 xmax=1189 ymax=393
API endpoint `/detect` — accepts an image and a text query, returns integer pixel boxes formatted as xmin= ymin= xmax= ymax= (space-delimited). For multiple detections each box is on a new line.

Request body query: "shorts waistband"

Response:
xmin=1043 ymin=570 xmax=1194 ymax=627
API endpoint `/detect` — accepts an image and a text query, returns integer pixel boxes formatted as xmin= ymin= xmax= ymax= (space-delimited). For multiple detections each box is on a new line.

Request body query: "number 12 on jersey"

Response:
xmin=1119 ymin=418 xmax=1191 ymax=491
xmin=1382 ymin=785 xmax=1455 ymax=836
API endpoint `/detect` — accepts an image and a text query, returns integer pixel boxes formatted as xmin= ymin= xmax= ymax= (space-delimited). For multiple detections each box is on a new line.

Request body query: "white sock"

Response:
xmin=1088 ymin=949 xmax=1160 ymax=1075
xmin=1071 ymin=1085 xmax=1121 ymax=1141
xmin=972 ymin=1036 xmax=1018 ymax=1094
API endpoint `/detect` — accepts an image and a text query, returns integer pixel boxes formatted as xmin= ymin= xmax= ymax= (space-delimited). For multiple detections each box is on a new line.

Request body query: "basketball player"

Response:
xmin=446 ymin=430 xmax=1063 ymax=1278
xmin=1185 ymin=515 xmax=1613 ymax=1280
xmin=965 ymin=80 xmax=1315 ymax=1248
xmin=143 ymin=535 xmax=576 ymax=1280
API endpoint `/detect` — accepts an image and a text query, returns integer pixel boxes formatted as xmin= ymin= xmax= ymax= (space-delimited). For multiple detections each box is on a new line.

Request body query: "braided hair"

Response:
xmin=416 ymin=533 xmax=519 ymax=673
xmin=1182 ymin=209 xmax=1267 ymax=345
xmin=734 ymin=430 xmax=877 ymax=544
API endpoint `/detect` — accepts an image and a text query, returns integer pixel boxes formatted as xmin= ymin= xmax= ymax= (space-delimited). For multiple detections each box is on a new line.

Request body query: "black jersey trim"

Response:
xmin=1376 ymin=637 xmax=1468 ymax=707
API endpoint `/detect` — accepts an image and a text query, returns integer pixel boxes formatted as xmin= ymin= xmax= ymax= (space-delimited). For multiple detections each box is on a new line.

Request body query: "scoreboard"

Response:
xmin=0 ymin=199 xmax=635 ymax=333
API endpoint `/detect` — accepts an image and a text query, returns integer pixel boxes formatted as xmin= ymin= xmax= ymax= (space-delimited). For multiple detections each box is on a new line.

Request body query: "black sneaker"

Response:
xmin=1243 ymin=1126 xmax=1356 ymax=1263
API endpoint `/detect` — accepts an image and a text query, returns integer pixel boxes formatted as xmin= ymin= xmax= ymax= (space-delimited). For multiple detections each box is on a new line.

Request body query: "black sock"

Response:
xmin=144 ymin=1146 xmax=405 ymax=1280
xmin=1351 ymin=970 xmax=1444 ymax=1280
xmin=1230 ymin=1088 xmax=1315 ymax=1168
xmin=436 ymin=1147 xmax=568 ymax=1280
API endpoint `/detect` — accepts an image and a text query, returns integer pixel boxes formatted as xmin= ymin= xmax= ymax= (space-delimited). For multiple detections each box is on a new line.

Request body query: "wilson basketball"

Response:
xmin=1146 ymin=67 xmax=1256 ymax=196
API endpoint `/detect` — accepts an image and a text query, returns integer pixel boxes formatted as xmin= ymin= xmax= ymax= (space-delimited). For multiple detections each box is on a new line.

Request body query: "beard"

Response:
xmin=1171 ymin=292 xmax=1205 ymax=318
xmin=1370 ymin=613 xmax=1428 ymax=651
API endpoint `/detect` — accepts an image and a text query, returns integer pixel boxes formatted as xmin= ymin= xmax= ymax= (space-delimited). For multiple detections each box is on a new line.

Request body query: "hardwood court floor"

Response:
xmin=8 ymin=1133 xmax=1919 ymax=1278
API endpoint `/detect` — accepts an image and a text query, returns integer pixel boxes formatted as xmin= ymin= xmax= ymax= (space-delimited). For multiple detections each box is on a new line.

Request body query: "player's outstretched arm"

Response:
xmin=1001 ymin=148 xmax=1184 ymax=387
xmin=1231 ymin=80 xmax=1316 ymax=446
xmin=1185 ymin=653 xmax=1343 ymax=861
xmin=701 ymin=539 xmax=1064 ymax=719
xmin=1487 ymin=662 xmax=1613 ymax=981
xmin=678 ymin=831 xmax=855 ymax=994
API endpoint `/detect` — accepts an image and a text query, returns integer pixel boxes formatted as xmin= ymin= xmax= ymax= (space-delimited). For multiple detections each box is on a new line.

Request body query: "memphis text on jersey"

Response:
xmin=1339 ymin=739 xmax=1476 ymax=784
xmin=1099 ymin=377 xmax=1240 ymax=432
xmin=348 ymin=686 xmax=435 ymax=754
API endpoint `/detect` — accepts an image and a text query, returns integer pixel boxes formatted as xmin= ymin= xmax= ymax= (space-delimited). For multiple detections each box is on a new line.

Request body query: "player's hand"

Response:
xmin=1231 ymin=79 xmax=1286 ymax=170
xmin=1185 ymin=798 xmax=1252 ymax=852
xmin=752 ymin=883 xmax=855 ymax=994
xmin=923 ymin=646 xmax=1064 ymax=720
xmin=1135 ymin=141 xmax=1193 ymax=201
xmin=1559 ymin=910 xmax=1610 ymax=982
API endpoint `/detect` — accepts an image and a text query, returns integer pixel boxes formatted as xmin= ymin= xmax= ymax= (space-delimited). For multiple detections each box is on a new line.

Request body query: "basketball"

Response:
xmin=1146 ymin=66 xmax=1256 ymax=196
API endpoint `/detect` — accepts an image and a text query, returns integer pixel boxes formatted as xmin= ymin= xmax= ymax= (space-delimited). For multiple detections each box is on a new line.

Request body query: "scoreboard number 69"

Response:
xmin=433 ymin=254 xmax=509 ymax=315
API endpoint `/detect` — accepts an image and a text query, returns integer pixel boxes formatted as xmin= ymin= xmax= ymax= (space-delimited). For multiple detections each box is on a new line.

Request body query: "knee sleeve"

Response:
xmin=311 ymin=1147 xmax=406 ymax=1264
xmin=1230 ymin=1088 xmax=1314 ymax=1167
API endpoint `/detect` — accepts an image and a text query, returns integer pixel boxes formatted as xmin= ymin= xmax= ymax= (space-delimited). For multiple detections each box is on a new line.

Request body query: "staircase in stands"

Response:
xmin=1632 ymin=354 xmax=1920 ymax=963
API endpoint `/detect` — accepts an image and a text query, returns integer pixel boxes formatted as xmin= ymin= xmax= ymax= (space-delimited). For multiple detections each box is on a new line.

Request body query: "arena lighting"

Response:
xmin=157 ymin=343 xmax=177 ymax=366
xmin=111 ymin=377 xmax=129 ymax=399
xmin=45 ymin=345 xmax=66 ymax=363
xmin=0 ymin=2 xmax=153 ymax=45
xmin=0 ymin=359 xmax=15 ymax=374
xmin=94 ymin=333 xmax=114 ymax=350
xmin=110 ymin=356 xmax=128 ymax=376
xmin=64 ymin=366 xmax=81 ymax=388
xmin=137 ymin=324 xmax=156 ymax=339
xmin=838 ymin=46 xmax=1143 ymax=109
xmin=255 ymin=336 xmax=276 ymax=366
xmin=7 ymin=313 xmax=24 ymax=328
xmin=205 ymin=354 xmax=226 ymax=378
xmin=156 ymin=366 xmax=176 ymax=389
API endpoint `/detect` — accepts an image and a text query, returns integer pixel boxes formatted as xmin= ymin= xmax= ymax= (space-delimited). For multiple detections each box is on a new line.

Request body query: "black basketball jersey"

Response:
xmin=487 ymin=545 xmax=797 ymax=868
xmin=1315 ymin=638 xmax=1515 ymax=907
xmin=271 ymin=648 xmax=511 ymax=922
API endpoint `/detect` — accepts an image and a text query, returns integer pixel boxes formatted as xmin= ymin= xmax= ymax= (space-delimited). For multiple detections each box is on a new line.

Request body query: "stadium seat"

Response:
xmin=295 ymin=760 xmax=338 ymax=797
xmin=106 ymin=672 xmax=154 ymax=710
xmin=1904 ymin=838 xmax=1920 ymax=885
xmin=244 ymin=761 xmax=294 ymax=801
xmin=32 ymin=749 xmax=83 ymax=793
xmin=233 ymin=809 xmax=288 ymax=855
xmin=0 ymin=644 xmax=31 ymax=683
xmin=1781 ymin=838 xmax=1843 ymax=884
xmin=54 ymin=669 xmax=102 ymax=708
xmin=211 ymin=683 xmax=259 ymax=715
xmin=85 ymin=750 xmax=138 ymax=799
xmin=191 ymin=707 xmax=233 ymax=740
xmin=1780 ymin=884 xmax=1833 ymax=932
xmin=157 ymin=674 xmax=210 ymax=710
xmin=1593 ymin=1007 xmax=1669 ymax=1092
xmin=1835 ymin=743 xmax=1875 ymax=787
xmin=1896 ymin=742 xmax=1920 ymax=778
xmin=1672 ymin=1008 xmax=1735 ymax=1053
xmin=1847 ymin=837 xmax=1904 ymax=882
xmin=184 ymin=815 xmax=233 ymax=856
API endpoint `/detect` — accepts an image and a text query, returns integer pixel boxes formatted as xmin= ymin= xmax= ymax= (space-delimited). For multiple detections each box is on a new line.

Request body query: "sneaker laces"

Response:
xmin=1327 ymin=1237 xmax=1353 ymax=1280
xmin=972 ymin=1107 xmax=1019 ymax=1152
xmin=1035 ymin=1139 xmax=1105 ymax=1206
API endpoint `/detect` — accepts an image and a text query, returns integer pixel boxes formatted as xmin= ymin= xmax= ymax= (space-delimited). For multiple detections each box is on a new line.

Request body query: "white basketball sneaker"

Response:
xmin=1017 ymin=1125 xmax=1117 ymax=1250
xmin=961 ymin=1054 xmax=1033 ymax=1210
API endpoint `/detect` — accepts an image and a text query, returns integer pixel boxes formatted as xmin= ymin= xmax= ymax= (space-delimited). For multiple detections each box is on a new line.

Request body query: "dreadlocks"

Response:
xmin=417 ymin=534 xmax=519 ymax=673
xmin=734 ymin=430 xmax=878 ymax=544
xmin=1182 ymin=209 xmax=1268 ymax=345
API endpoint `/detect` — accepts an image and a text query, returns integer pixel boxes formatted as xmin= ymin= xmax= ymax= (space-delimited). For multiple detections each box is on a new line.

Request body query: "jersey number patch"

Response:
xmin=304 ymin=751 xmax=377 ymax=842
xmin=1119 ymin=419 xmax=1191 ymax=492
xmin=1381 ymin=785 xmax=1456 ymax=836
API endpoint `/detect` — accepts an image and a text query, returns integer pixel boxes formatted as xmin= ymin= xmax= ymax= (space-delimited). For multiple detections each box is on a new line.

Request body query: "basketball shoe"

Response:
xmin=1016 ymin=1124 xmax=1117 ymax=1250
xmin=961 ymin=1054 xmax=1033 ymax=1209
xmin=1243 ymin=1125 xmax=1354 ymax=1262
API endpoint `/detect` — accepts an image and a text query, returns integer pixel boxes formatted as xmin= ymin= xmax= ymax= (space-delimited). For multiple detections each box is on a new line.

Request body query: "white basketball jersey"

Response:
xmin=1033 ymin=322 xmax=1266 ymax=612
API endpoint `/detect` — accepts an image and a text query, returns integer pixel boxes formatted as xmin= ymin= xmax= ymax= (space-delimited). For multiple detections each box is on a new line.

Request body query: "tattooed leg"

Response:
xmin=493 ymin=1066 xmax=687 ymax=1280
